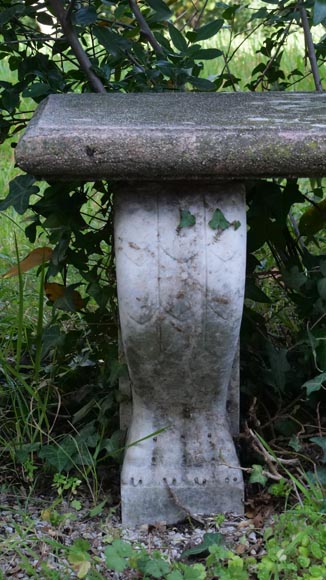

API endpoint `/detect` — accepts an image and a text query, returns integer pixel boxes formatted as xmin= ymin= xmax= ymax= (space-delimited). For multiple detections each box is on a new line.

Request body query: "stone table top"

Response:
xmin=15 ymin=92 xmax=326 ymax=181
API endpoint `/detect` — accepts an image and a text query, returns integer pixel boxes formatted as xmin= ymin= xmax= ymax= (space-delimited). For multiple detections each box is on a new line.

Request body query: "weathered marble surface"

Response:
xmin=115 ymin=182 xmax=246 ymax=524
xmin=15 ymin=92 xmax=326 ymax=181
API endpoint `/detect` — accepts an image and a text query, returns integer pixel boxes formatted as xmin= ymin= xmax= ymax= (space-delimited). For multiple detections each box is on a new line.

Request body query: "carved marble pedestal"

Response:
xmin=16 ymin=92 xmax=326 ymax=526
xmin=115 ymin=181 xmax=246 ymax=525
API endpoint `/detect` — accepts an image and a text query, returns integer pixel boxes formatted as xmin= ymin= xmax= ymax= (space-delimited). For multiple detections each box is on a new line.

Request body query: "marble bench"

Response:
xmin=15 ymin=92 xmax=326 ymax=526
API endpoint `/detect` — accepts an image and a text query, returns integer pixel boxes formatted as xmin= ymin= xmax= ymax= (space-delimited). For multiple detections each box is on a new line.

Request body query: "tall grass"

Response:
xmin=203 ymin=26 xmax=324 ymax=91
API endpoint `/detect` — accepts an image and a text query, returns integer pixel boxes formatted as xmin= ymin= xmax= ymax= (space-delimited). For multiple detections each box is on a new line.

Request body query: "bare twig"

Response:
xmin=193 ymin=0 xmax=209 ymax=29
xmin=249 ymin=428 xmax=298 ymax=468
xmin=128 ymin=0 xmax=164 ymax=55
xmin=165 ymin=483 xmax=206 ymax=525
xmin=298 ymin=1 xmax=323 ymax=92
xmin=47 ymin=0 xmax=106 ymax=93
xmin=222 ymin=51 xmax=237 ymax=91
xmin=252 ymin=20 xmax=292 ymax=90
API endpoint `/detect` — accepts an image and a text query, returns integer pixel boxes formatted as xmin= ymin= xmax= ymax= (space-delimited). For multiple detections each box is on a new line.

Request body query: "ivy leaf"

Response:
xmin=313 ymin=0 xmax=326 ymax=24
xmin=178 ymin=209 xmax=196 ymax=230
xmin=208 ymin=208 xmax=231 ymax=231
xmin=302 ymin=372 xmax=326 ymax=396
xmin=249 ymin=464 xmax=268 ymax=485
xmin=41 ymin=324 xmax=65 ymax=358
xmin=181 ymin=532 xmax=223 ymax=559
xmin=0 ymin=175 xmax=39 ymax=215
xmin=38 ymin=439 xmax=76 ymax=472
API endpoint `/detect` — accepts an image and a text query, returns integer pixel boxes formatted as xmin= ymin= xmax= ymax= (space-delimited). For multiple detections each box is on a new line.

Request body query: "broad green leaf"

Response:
xmin=15 ymin=442 xmax=41 ymax=464
xmin=88 ymin=499 xmax=107 ymax=518
xmin=0 ymin=5 xmax=24 ymax=25
xmin=138 ymin=557 xmax=170 ymax=578
xmin=245 ymin=280 xmax=271 ymax=303
xmin=281 ymin=266 xmax=306 ymax=291
xmin=93 ymin=26 xmax=129 ymax=57
xmin=181 ymin=533 xmax=223 ymax=559
xmin=71 ymin=499 xmax=82 ymax=511
xmin=302 ymin=372 xmax=326 ymax=396
xmin=36 ymin=11 xmax=53 ymax=26
xmin=192 ymin=48 xmax=223 ymax=60
xmin=72 ymin=539 xmax=91 ymax=552
xmin=105 ymin=540 xmax=133 ymax=572
xmin=168 ymin=23 xmax=188 ymax=53
xmin=249 ymin=464 xmax=268 ymax=485
xmin=74 ymin=6 xmax=98 ymax=26
xmin=182 ymin=563 xmax=206 ymax=580
xmin=23 ymin=82 xmax=52 ymax=99
xmin=208 ymin=208 xmax=230 ymax=231
xmin=68 ymin=541 xmax=91 ymax=579
xmin=167 ymin=572 xmax=183 ymax=580
xmin=146 ymin=0 xmax=171 ymax=17
xmin=313 ymin=0 xmax=326 ymax=24
xmin=190 ymin=77 xmax=215 ymax=90
xmin=0 ymin=175 xmax=39 ymax=215
xmin=178 ymin=209 xmax=196 ymax=230
xmin=191 ymin=19 xmax=224 ymax=42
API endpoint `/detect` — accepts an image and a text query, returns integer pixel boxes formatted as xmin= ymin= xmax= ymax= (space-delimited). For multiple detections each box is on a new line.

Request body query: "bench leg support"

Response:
xmin=115 ymin=181 xmax=246 ymax=525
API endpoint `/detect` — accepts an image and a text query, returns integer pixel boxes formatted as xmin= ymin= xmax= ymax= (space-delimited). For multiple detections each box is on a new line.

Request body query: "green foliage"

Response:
xmin=181 ymin=533 xmax=224 ymax=559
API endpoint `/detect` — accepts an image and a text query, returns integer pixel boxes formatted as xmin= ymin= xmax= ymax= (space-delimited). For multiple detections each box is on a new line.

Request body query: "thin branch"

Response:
xmin=298 ymin=1 xmax=323 ymax=91
xmin=249 ymin=429 xmax=298 ymax=466
xmin=128 ymin=0 xmax=164 ymax=55
xmin=193 ymin=0 xmax=209 ymax=29
xmin=47 ymin=0 xmax=106 ymax=93
xmin=251 ymin=20 xmax=292 ymax=90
